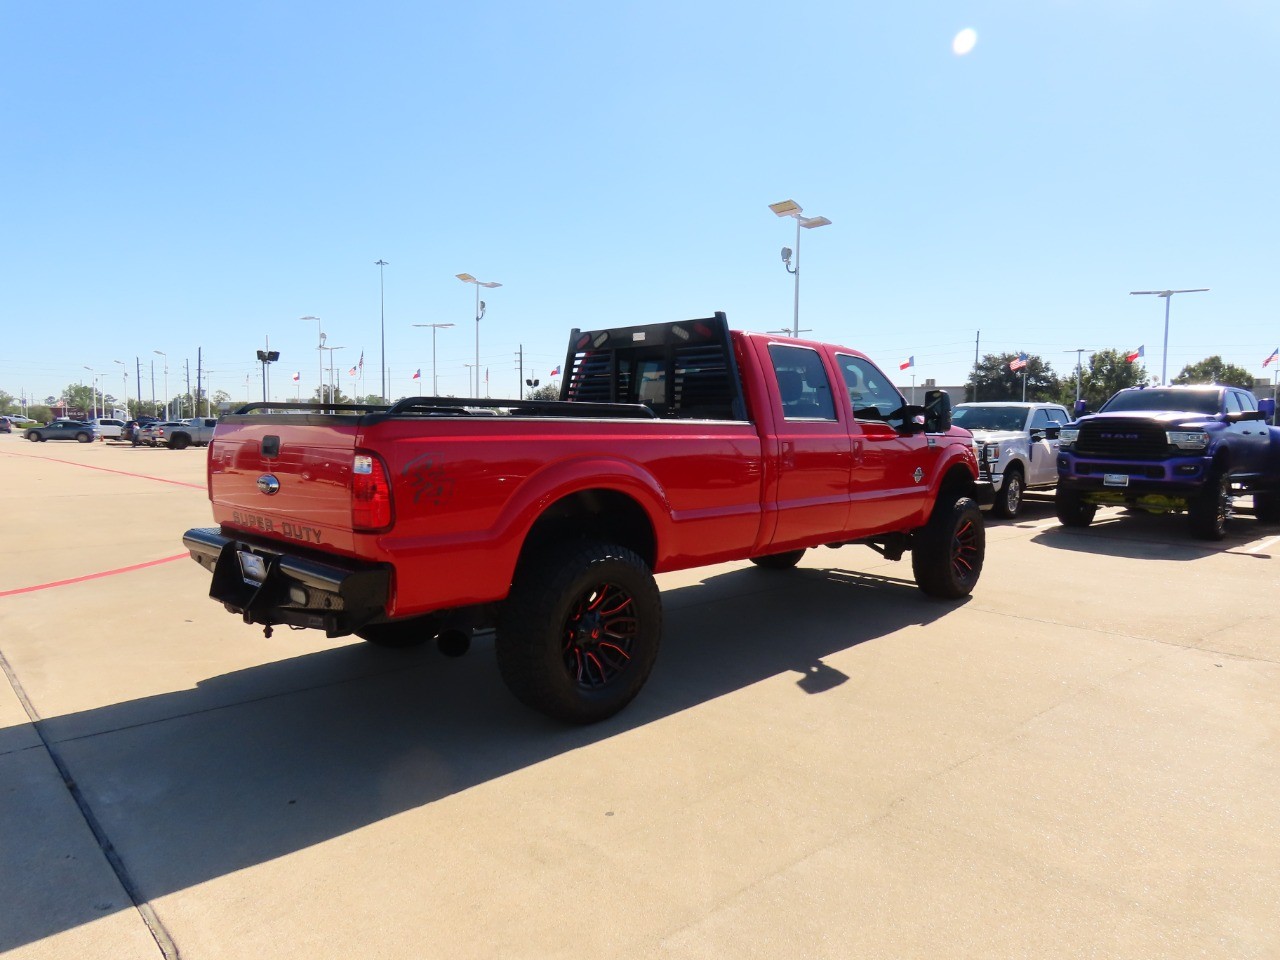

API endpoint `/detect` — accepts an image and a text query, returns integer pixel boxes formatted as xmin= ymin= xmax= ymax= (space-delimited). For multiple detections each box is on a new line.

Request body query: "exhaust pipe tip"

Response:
xmin=436 ymin=629 xmax=471 ymax=658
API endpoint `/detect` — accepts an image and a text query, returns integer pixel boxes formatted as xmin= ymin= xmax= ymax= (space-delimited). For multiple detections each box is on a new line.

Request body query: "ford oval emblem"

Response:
xmin=257 ymin=474 xmax=281 ymax=495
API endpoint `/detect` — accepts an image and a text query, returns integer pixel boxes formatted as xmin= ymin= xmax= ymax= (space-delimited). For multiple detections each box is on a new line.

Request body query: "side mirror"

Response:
xmin=897 ymin=405 xmax=928 ymax=434
xmin=1259 ymin=397 xmax=1276 ymax=420
xmin=922 ymin=389 xmax=952 ymax=433
xmin=1073 ymin=399 xmax=1088 ymax=417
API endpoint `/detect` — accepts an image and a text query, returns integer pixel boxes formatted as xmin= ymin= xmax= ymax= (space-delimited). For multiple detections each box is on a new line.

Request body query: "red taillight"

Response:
xmin=352 ymin=452 xmax=393 ymax=531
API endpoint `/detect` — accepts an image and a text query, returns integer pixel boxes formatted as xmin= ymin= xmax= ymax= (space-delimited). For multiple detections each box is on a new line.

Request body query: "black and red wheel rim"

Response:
xmin=950 ymin=517 xmax=980 ymax=583
xmin=562 ymin=581 xmax=638 ymax=688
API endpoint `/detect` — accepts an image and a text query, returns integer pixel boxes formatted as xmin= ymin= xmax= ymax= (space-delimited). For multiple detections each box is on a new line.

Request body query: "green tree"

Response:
xmin=526 ymin=384 xmax=559 ymax=401
xmin=28 ymin=404 xmax=52 ymax=423
xmin=1173 ymin=356 xmax=1253 ymax=390
xmin=1067 ymin=349 xmax=1149 ymax=412
xmin=966 ymin=353 xmax=1061 ymax=403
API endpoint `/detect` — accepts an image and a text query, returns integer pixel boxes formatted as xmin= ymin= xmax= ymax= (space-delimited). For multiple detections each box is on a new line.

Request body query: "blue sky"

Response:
xmin=3 ymin=1 xmax=1278 ymax=408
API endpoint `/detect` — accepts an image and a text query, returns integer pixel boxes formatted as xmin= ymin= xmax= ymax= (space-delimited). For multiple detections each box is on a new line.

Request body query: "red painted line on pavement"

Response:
xmin=0 ymin=450 xmax=205 ymax=489
xmin=0 ymin=553 xmax=191 ymax=598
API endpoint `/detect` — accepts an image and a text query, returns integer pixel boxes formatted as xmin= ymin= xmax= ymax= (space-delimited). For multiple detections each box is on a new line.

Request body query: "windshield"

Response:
xmin=952 ymin=406 xmax=1028 ymax=431
xmin=1100 ymin=389 xmax=1221 ymax=415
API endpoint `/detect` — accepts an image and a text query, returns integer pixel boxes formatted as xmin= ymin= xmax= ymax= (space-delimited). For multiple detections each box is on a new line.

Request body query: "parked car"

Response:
xmin=7 ymin=415 xmax=35 ymax=425
xmin=157 ymin=417 xmax=218 ymax=449
xmin=89 ymin=417 xmax=127 ymax=441
xmin=137 ymin=421 xmax=184 ymax=447
xmin=25 ymin=421 xmax=98 ymax=443
xmin=0 ymin=417 xmax=11 ymax=434
xmin=952 ymin=401 xmax=1073 ymax=518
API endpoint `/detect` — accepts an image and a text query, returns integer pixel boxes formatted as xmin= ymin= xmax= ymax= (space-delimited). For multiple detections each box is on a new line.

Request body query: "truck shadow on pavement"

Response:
xmin=1030 ymin=507 xmax=1277 ymax=561
xmin=3 ymin=560 xmax=960 ymax=953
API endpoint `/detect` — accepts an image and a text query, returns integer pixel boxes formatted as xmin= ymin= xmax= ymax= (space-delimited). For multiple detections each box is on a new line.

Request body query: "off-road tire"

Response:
xmin=749 ymin=549 xmax=807 ymax=570
xmin=1253 ymin=491 xmax=1280 ymax=523
xmin=1188 ymin=470 xmax=1231 ymax=541
xmin=496 ymin=541 xmax=662 ymax=724
xmin=992 ymin=467 xmax=1024 ymax=519
xmin=911 ymin=496 xmax=984 ymax=599
xmin=1055 ymin=489 xmax=1097 ymax=528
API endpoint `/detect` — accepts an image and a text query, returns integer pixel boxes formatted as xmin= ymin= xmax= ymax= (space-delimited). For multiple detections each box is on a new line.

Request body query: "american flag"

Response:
xmin=1264 ymin=348 xmax=1279 ymax=368
xmin=1009 ymin=352 xmax=1029 ymax=372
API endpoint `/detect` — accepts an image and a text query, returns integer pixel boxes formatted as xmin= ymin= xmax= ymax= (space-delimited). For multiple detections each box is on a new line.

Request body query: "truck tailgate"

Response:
xmin=209 ymin=418 xmax=363 ymax=556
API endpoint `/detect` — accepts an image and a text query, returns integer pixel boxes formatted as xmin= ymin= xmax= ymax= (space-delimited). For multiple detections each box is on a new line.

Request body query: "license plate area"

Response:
xmin=238 ymin=550 xmax=269 ymax=586
xmin=1103 ymin=473 xmax=1130 ymax=488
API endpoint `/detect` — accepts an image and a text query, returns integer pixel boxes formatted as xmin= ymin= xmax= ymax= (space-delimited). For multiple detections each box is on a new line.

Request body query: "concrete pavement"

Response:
xmin=1 ymin=436 xmax=1277 ymax=958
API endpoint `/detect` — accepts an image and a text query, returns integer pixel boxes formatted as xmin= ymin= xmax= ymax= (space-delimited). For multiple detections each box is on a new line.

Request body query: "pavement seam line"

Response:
xmin=0 ymin=645 xmax=182 ymax=960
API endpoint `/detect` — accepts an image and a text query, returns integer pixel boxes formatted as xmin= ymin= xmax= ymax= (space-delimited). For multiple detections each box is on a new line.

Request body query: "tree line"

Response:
xmin=964 ymin=352 xmax=1258 ymax=411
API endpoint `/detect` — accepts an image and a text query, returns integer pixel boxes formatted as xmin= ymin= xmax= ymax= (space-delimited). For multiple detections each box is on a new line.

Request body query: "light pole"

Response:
xmin=82 ymin=366 xmax=99 ymax=418
xmin=457 ymin=273 xmax=502 ymax=397
xmin=412 ymin=322 xmax=455 ymax=396
xmin=154 ymin=350 xmax=169 ymax=418
xmin=375 ymin=260 xmax=388 ymax=401
xmin=1064 ymin=349 xmax=1090 ymax=405
xmin=113 ymin=359 xmax=128 ymax=417
xmin=321 ymin=345 xmax=346 ymax=403
xmin=301 ymin=315 xmax=322 ymax=405
xmin=769 ymin=199 xmax=831 ymax=337
xmin=1129 ymin=288 xmax=1209 ymax=385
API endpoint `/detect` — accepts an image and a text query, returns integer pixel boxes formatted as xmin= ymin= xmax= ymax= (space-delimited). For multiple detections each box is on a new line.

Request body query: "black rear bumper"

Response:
xmin=182 ymin=527 xmax=391 ymax=637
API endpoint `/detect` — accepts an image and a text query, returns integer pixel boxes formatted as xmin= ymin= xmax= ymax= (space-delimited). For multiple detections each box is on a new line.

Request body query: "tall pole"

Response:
xmin=1065 ymin=349 xmax=1086 ymax=404
xmin=154 ymin=351 xmax=169 ymax=419
xmin=302 ymin=316 xmax=322 ymax=406
xmin=375 ymin=260 xmax=388 ymax=401
xmin=113 ymin=359 xmax=128 ymax=417
xmin=1130 ymin=288 xmax=1209 ymax=385
xmin=473 ymin=285 xmax=480 ymax=397
xmin=791 ymin=218 xmax=802 ymax=337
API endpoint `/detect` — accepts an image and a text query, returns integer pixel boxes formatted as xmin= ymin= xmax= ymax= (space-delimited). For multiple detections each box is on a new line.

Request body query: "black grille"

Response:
xmin=1076 ymin=420 xmax=1170 ymax=459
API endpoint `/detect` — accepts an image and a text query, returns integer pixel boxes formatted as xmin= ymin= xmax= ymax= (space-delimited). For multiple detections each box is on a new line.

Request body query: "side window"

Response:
xmin=836 ymin=355 xmax=905 ymax=426
xmin=1225 ymin=392 xmax=1245 ymax=413
xmin=768 ymin=345 xmax=837 ymax=421
xmin=1234 ymin=391 xmax=1257 ymax=412
xmin=1030 ymin=408 xmax=1058 ymax=429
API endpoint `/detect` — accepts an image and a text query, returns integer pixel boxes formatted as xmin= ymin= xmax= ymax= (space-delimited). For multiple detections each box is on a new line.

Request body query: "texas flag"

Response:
xmin=291 ymin=372 xmax=300 ymax=382
xmin=1009 ymin=352 xmax=1029 ymax=371
xmin=1264 ymin=348 xmax=1279 ymax=368
xmin=550 ymin=365 xmax=561 ymax=377
xmin=411 ymin=368 xmax=421 ymax=380
xmin=899 ymin=356 xmax=914 ymax=371
xmin=1126 ymin=345 xmax=1145 ymax=363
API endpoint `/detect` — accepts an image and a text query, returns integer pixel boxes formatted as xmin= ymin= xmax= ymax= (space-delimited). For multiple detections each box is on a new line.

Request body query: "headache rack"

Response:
xmin=560 ymin=312 xmax=747 ymax=421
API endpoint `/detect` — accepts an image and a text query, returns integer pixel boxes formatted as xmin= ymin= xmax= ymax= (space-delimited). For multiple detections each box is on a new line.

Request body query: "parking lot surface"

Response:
xmin=2 ymin=436 xmax=1278 ymax=959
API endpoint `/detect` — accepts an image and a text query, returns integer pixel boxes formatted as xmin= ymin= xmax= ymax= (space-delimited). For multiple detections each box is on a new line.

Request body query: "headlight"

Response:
xmin=1058 ymin=428 xmax=1079 ymax=447
xmin=983 ymin=443 xmax=1001 ymax=461
xmin=1166 ymin=430 xmax=1209 ymax=450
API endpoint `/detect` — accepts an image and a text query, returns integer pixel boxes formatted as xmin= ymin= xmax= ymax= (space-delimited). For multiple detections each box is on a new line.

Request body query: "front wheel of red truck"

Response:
xmin=497 ymin=541 xmax=663 ymax=724
xmin=911 ymin=496 xmax=985 ymax=599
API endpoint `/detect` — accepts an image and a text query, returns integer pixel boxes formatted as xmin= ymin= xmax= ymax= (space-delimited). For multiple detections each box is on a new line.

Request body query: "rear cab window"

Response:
xmin=767 ymin=345 xmax=837 ymax=420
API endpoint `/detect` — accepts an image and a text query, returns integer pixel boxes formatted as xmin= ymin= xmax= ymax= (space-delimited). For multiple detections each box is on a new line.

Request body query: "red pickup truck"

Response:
xmin=184 ymin=314 xmax=992 ymax=722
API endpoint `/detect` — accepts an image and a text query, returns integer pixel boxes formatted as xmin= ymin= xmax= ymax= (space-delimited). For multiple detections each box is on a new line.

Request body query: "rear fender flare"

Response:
xmin=494 ymin=457 xmax=669 ymax=567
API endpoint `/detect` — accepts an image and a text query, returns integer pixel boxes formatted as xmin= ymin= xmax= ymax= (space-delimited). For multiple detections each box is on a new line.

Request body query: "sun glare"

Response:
xmin=952 ymin=28 xmax=978 ymax=56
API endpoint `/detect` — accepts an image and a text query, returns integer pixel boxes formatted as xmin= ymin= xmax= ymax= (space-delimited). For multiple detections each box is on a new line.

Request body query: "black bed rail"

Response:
xmin=232 ymin=401 xmax=390 ymax=416
xmin=384 ymin=397 xmax=656 ymax=419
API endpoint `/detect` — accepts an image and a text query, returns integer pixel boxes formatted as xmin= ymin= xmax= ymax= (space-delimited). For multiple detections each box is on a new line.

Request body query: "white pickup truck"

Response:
xmin=155 ymin=417 xmax=218 ymax=449
xmin=952 ymin=401 xmax=1073 ymax=518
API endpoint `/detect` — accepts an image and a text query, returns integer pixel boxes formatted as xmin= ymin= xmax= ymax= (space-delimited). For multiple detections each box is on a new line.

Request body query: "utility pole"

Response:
xmin=516 ymin=345 xmax=524 ymax=399
xmin=184 ymin=359 xmax=192 ymax=418
xmin=972 ymin=331 xmax=980 ymax=402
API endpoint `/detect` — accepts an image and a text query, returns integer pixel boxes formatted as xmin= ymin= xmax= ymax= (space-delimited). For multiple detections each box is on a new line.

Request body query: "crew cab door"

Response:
xmin=764 ymin=343 xmax=852 ymax=547
xmin=1226 ymin=390 xmax=1270 ymax=473
xmin=1026 ymin=407 xmax=1065 ymax=486
xmin=835 ymin=354 xmax=934 ymax=534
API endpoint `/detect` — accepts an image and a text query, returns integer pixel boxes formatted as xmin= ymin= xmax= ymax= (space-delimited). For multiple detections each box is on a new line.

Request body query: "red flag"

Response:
xmin=1125 ymin=345 xmax=1145 ymax=363
xmin=411 ymin=368 xmax=421 ymax=380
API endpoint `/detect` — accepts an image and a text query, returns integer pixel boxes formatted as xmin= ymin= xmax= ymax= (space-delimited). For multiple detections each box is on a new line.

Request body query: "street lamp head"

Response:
xmin=799 ymin=215 xmax=832 ymax=229
xmin=479 ymin=281 xmax=502 ymax=289
xmin=456 ymin=273 xmax=476 ymax=283
xmin=153 ymin=350 xmax=165 ymax=357
xmin=770 ymin=199 xmax=802 ymax=217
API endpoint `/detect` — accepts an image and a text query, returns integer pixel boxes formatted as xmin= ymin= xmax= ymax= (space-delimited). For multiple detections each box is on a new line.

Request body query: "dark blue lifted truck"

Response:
xmin=1055 ymin=385 xmax=1280 ymax=540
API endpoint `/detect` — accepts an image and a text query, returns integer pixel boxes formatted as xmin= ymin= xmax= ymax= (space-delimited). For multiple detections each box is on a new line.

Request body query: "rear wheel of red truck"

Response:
xmin=911 ymin=496 xmax=984 ymax=599
xmin=497 ymin=541 xmax=662 ymax=723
